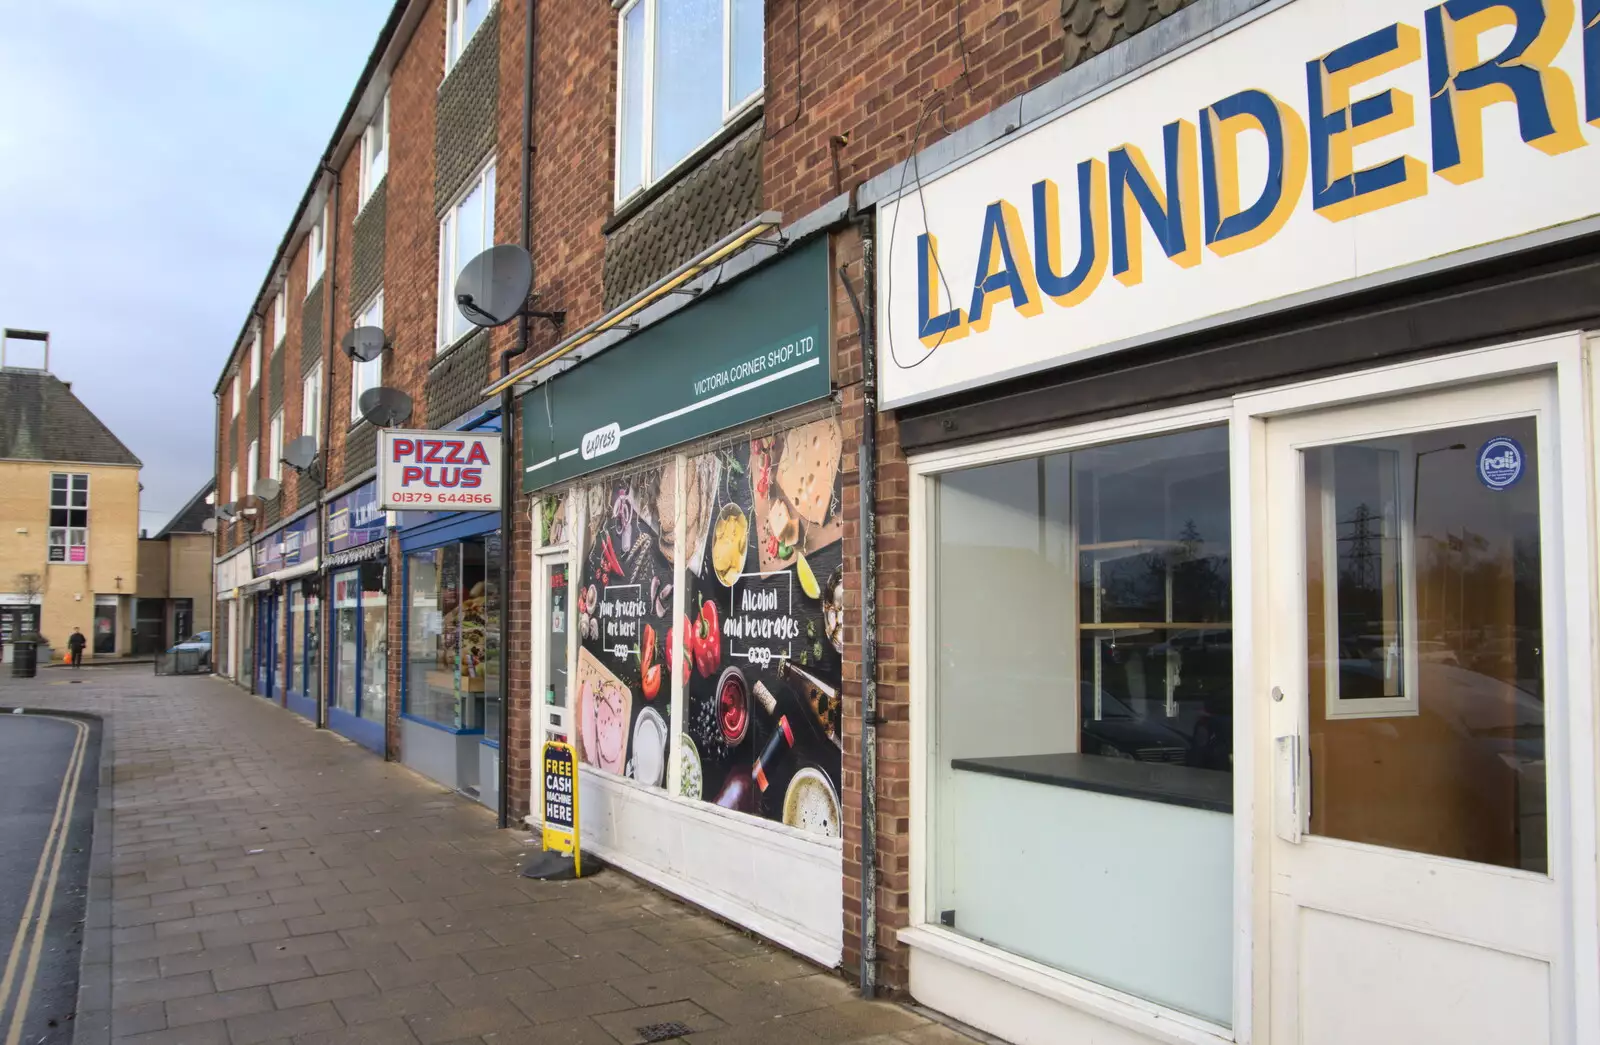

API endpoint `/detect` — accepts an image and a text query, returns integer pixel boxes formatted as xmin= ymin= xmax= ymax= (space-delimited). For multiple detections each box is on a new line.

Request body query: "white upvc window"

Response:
xmin=272 ymin=291 xmax=287 ymax=349
xmin=48 ymin=473 xmax=89 ymax=564
xmin=302 ymin=362 xmax=322 ymax=439
xmin=307 ymin=207 xmax=327 ymax=288
xmin=245 ymin=439 xmax=259 ymax=500
xmin=615 ymin=0 xmax=763 ymax=202
xmin=231 ymin=374 xmax=241 ymax=419
xmin=229 ymin=466 xmax=238 ymax=505
xmin=445 ymin=0 xmax=492 ymax=73
xmin=268 ymin=411 xmax=285 ymax=482
xmin=359 ymin=92 xmax=389 ymax=208
xmin=352 ymin=292 xmax=384 ymax=421
xmin=248 ymin=327 xmax=261 ymax=389
xmin=436 ymin=161 xmax=495 ymax=350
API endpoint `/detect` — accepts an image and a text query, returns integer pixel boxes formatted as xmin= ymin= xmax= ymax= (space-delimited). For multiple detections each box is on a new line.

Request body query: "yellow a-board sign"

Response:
xmin=541 ymin=740 xmax=580 ymax=876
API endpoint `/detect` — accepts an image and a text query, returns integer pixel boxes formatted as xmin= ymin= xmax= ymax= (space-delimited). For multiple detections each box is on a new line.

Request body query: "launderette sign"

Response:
xmin=876 ymin=0 xmax=1600 ymax=407
xmin=521 ymin=236 xmax=830 ymax=491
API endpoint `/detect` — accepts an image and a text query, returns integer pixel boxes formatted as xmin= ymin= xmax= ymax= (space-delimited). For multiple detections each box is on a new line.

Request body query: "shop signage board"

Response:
xmin=521 ymin=236 xmax=831 ymax=492
xmin=875 ymin=0 xmax=1600 ymax=407
xmin=377 ymin=429 xmax=503 ymax=511
xmin=325 ymin=481 xmax=386 ymax=556
xmin=254 ymin=512 xmax=319 ymax=576
xmin=541 ymin=740 xmax=581 ymax=875
xmin=215 ymin=548 xmax=253 ymax=596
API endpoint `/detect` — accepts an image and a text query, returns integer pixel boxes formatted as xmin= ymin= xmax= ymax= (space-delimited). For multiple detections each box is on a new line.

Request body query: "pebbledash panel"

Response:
xmin=520 ymin=238 xmax=849 ymax=964
xmin=872 ymin=0 xmax=1600 ymax=1043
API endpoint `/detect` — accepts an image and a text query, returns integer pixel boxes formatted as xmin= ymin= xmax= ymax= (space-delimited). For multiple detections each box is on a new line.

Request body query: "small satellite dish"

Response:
xmin=359 ymin=386 xmax=413 ymax=428
xmin=283 ymin=435 xmax=318 ymax=473
xmin=254 ymin=477 xmax=283 ymax=502
xmin=201 ymin=518 xmax=217 ymax=534
xmin=342 ymin=325 xmax=387 ymax=363
xmin=454 ymin=244 xmax=532 ymax=328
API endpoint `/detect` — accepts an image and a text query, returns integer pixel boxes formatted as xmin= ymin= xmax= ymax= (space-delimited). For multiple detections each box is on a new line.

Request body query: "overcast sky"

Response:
xmin=0 ymin=0 xmax=392 ymax=534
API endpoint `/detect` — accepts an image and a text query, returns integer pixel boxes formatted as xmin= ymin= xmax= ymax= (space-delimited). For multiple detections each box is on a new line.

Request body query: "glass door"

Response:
xmin=535 ymin=554 xmax=571 ymax=746
xmin=1263 ymin=374 xmax=1566 ymax=1045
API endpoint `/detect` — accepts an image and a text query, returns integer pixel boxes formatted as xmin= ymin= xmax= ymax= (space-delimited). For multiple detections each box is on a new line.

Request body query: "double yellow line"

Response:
xmin=0 ymin=714 xmax=89 ymax=1045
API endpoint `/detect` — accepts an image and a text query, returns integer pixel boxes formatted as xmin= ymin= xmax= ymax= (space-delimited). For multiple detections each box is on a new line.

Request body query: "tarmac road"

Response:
xmin=0 ymin=712 xmax=98 ymax=1045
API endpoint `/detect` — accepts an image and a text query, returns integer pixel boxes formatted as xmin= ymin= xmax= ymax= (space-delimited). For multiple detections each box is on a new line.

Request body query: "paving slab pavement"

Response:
xmin=0 ymin=667 xmax=980 ymax=1045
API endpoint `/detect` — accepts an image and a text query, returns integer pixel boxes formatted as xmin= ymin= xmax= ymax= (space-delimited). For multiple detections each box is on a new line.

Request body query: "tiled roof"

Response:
xmin=0 ymin=368 xmax=142 ymax=467
xmin=152 ymin=478 xmax=216 ymax=538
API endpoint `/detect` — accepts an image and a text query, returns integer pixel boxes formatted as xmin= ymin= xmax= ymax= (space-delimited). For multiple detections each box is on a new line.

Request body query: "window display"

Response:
xmin=405 ymin=539 xmax=498 ymax=731
xmin=361 ymin=568 xmax=387 ymax=723
xmin=929 ymin=425 xmax=1232 ymax=1023
xmin=334 ymin=569 xmax=359 ymax=714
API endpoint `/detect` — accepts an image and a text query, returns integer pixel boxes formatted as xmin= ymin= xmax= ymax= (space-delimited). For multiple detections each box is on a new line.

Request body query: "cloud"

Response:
xmin=0 ymin=0 xmax=393 ymax=533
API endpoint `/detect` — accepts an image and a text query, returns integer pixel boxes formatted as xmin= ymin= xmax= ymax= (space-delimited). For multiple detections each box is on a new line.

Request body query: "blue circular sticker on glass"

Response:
xmin=1477 ymin=436 xmax=1524 ymax=491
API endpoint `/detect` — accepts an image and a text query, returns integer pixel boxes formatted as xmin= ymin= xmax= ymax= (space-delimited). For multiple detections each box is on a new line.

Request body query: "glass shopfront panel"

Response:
xmin=405 ymin=537 xmax=499 ymax=732
xmin=241 ymin=597 xmax=255 ymax=686
xmin=289 ymin=588 xmax=306 ymax=695
xmin=334 ymin=569 xmax=359 ymax=714
xmin=928 ymin=426 xmax=1233 ymax=1024
xmin=361 ymin=567 xmax=387 ymax=723
xmin=305 ymin=584 xmax=321 ymax=705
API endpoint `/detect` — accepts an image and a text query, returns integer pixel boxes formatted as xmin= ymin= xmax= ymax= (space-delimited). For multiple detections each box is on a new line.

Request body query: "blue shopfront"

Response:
xmin=246 ymin=510 xmax=320 ymax=707
xmin=398 ymin=496 xmax=503 ymax=810
xmin=324 ymin=481 xmax=389 ymax=755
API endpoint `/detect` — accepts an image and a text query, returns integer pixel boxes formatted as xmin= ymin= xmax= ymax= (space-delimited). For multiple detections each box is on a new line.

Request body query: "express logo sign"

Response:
xmin=377 ymin=430 xmax=503 ymax=511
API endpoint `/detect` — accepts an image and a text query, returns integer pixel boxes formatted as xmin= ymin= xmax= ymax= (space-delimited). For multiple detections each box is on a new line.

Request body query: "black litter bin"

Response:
xmin=11 ymin=640 xmax=37 ymax=678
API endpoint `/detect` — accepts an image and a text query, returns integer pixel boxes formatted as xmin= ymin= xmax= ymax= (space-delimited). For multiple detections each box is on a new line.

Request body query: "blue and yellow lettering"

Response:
xmin=1307 ymin=23 xmax=1428 ymax=221
xmin=916 ymin=233 xmax=968 ymax=348
xmin=967 ymin=200 xmax=1043 ymax=332
xmin=1201 ymin=89 xmax=1309 ymax=256
xmin=1108 ymin=119 xmax=1202 ymax=287
xmin=1426 ymin=0 xmax=1586 ymax=183
xmin=1586 ymin=0 xmax=1600 ymax=124
xmin=1031 ymin=160 xmax=1108 ymax=307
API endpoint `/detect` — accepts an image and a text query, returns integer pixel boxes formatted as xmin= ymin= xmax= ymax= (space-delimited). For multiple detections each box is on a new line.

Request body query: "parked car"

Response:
xmin=168 ymin=631 xmax=212 ymax=667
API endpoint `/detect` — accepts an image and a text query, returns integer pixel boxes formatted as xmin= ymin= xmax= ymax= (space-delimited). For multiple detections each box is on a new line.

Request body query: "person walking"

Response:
xmin=67 ymin=627 xmax=86 ymax=669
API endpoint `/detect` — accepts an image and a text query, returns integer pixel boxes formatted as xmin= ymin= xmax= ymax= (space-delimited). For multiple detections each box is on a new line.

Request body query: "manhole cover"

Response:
xmin=636 ymin=1022 xmax=692 ymax=1042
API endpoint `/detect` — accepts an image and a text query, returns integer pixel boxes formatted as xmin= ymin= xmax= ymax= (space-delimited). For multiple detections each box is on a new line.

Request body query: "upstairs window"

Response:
xmin=268 ymin=411 xmax=284 ymax=482
xmin=360 ymin=92 xmax=389 ymax=208
xmin=302 ymin=362 xmax=322 ymax=439
xmin=272 ymin=291 xmax=287 ymax=349
xmin=246 ymin=439 xmax=259 ymax=500
xmin=308 ymin=207 xmax=327 ymax=288
xmin=248 ymin=327 xmax=261 ymax=389
xmin=436 ymin=161 xmax=494 ymax=350
xmin=615 ymin=0 xmax=763 ymax=201
xmin=446 ymin=0 xmax=491 ymax=72
xmin=48 ymin=473 xmax=89 ymax=563
xmin=230 ymin=466 xmax=239 ymax=506
xmin=231 ymin=374 xmax=240 ymax=419
xmin=352 ymin=292 xmax=385 ymax=421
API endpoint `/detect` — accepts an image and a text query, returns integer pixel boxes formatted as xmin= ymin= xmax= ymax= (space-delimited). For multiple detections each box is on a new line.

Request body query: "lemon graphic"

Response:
xmin=796 ymin=551 xmax=821 ymax=599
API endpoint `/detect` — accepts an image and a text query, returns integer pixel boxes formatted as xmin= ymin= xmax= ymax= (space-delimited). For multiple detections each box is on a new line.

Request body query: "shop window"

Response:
xmin=305 ymin=582 xmax=321 ymax=706
xmin=333 ymin=565 xmax=385 ymax=721
xmin=928 ymin=426 xmax=1233 ymax=1025
xmin=48 ymin=473 xmax=89 ymax=563
xmin=405 ymin=539 xmax=498 ymax=732
xmin=335 ymin=570 xmax=358 ymax=714
xmin=614 ymin=0 xmax=763 ymax=201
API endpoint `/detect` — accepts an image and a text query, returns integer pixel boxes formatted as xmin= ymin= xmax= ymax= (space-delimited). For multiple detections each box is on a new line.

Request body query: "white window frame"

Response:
xmin=613 ymin=0 xmax=764 ymax=204
xmin=231 ymin=373 xmax=241 ymax=419
xmin=352 ymin=291 xmax=385 ymax=422
xmin=436 ymin=160 xmax=495 ymax=352
xmin=272 ymin=291 xmax=287 ymax=349
xmin=48 ymin=472 xmax=90 ymax=564
xmin=248 ymin=327 xmax=261 ymax=389
xmin=245 ymin=439 xmax=259 ymax=501
xmin=307 ymin=207 xmax=328 ymax=289
xmin=445 ymin=0 xmax=493 ymax=74
xmin=229 ymin=466 xmax=239 ymax=506
xmin=359 ymin=92 xmax=389 ymax=209
xmin=268 ymin=411 xmax=285 ymax=482
xmin=302 ymin=362 xmax=322 ymax=439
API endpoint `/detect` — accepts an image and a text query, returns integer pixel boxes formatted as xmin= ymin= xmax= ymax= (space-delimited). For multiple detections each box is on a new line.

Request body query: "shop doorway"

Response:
xmin=254 ymin=592 xmax=276 ymax=697
xmin=1 ymin=606 xmax=39 ymax=664
xmin=1257 ymin=364 xmax=1588 ymax=1045
xmin=533 ymin=551 xmax=570 ymax=748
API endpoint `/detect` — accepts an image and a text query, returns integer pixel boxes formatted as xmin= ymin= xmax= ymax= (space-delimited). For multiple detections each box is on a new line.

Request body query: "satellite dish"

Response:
xmin=359 ymin=386 xmax=413 ymax=428
xmin=342 ymin=325 xmax=387 ymax=363
xmin=254 ymin=477 xmax=282 ymax=502
xmin=283 ymin=435 xmax=318 ymax=473
xmin=454 ymin=244 xmax=532 ymax=328
xmin=201 ymin=518 xmax=217 ymax=534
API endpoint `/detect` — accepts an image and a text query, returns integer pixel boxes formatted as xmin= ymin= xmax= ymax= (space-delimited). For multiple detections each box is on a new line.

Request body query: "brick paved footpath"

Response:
xmin=0 ymin=668 xmax=980 ymax=1045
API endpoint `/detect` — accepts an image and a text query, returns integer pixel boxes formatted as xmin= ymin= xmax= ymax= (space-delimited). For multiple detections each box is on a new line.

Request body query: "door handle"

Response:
xmin=1274 ymin=734 xmax=1302 ymax=843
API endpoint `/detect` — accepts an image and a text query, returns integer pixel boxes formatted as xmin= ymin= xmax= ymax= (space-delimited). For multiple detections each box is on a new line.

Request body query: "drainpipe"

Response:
xmin=497 ymin=0 xmax=538 ymax=830
xmin=839 ymin=210 xmax=879 ymax=998
xmin=319 ymin=162 xmax=340 ymax=731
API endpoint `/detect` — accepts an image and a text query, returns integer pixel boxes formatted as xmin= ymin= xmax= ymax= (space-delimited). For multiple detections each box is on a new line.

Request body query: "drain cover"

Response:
xmin=636 ymin=1022 xmax=692 ymax=1042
